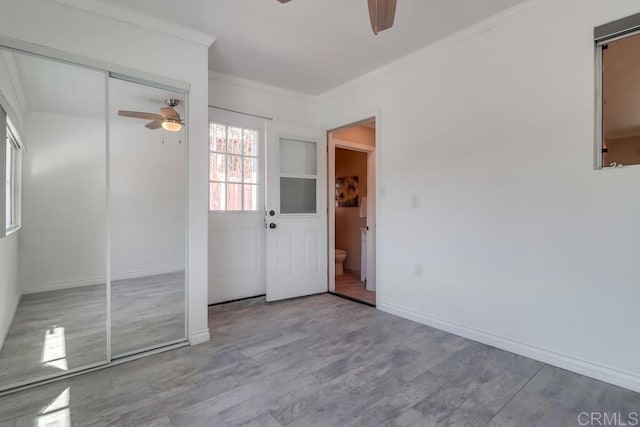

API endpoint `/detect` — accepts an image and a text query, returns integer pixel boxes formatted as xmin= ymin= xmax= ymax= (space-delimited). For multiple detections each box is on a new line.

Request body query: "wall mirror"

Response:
xmin=0 ymin=48 xmax=108 ymax=390
xmin=108 ymin=77 xmax=187 ymax=357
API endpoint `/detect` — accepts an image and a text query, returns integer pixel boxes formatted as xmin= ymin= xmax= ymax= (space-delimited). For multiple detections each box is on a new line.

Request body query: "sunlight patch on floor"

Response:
xmin=42 ymin=327 xmax=69 ymax=371
xmin=38 ymin=387 xmax=71 ymax=427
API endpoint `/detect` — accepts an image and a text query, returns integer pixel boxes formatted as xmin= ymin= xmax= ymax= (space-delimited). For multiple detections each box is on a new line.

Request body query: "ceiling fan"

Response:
xmin=118 ymin=99 xmax=184 ymax=132
xmin=276 ymin=0 xmax=397 ymax=35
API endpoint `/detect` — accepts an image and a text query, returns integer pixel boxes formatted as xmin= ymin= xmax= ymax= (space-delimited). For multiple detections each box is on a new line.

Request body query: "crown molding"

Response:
xmin=50 ymin=0 xmax=216 ymax=47
xmin=208 ymin=71 xmax=316 ymax=104
xmin=316 ymin=0 xmax=557 ymax=103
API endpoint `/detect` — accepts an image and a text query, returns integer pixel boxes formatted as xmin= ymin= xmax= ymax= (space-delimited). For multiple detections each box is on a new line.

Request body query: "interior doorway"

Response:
xmin=328 ymin=118 xmax=376 ymax=306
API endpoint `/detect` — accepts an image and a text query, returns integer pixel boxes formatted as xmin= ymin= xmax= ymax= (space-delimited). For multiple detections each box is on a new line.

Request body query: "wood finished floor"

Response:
xmin=1 ymin=293 xmax=639 ymax=426
xmin=0 ymin=271 xmax=185 ymax=390
xmin=335 ymin=272 xmax=376 ymax=305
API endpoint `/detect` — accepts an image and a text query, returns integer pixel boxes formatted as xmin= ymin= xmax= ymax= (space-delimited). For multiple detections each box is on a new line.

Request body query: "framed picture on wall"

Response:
xmin=336 ymin=176 xmax=359 ymax=207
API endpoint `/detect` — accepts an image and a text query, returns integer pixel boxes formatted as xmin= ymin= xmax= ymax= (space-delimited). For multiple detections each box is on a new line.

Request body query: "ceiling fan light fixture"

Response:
xmin=162 ymin=118 xmax=183 ymax=132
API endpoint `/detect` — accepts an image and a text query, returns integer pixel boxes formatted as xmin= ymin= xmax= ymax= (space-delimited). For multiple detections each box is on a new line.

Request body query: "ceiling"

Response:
xmin=99 ymin=0 xmax=530 ymax=95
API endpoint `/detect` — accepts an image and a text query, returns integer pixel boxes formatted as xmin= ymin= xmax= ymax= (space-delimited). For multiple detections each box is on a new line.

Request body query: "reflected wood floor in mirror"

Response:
xmin=111 ymin=271 xmax=186 ymax=357
xmin=0 ymin=271 xmax=185 ymax=390
xmin=0 ymin=285 xmax=107 ymax=388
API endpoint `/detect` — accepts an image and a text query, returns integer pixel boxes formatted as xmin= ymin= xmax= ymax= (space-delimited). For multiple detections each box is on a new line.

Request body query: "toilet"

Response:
xmin=335 ymin=249 xmax=347 ymax=276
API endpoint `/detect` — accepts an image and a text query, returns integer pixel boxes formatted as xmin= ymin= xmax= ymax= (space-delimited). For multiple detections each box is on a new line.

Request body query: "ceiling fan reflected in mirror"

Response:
xmin=118 ymin=99 xmax=184 ymax=132
xmin=276 ymin=0 xmax=397 ymax=35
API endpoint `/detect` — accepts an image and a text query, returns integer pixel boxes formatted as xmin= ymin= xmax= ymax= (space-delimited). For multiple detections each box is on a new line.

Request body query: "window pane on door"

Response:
xmin=227 ymin=155 xmax=242 ymax=182
xmin=244 ymin=184 xmax=257 ymax=211
xmin=211 ymin=123 xmax=226 ymax=152
xmin=209 ymin=153 xmax=226 ymax=181
xmin=227 ymin=183 xmax=242 ymax=211
xmin=280 ymin=138 xmax=317 ymax=175
xmin=209 ymin=182 xmax=225 ymax=211
xmin=209 ymin=122 xmax=261 ymax=212
xmin=280 ymin=177 xmax=316 ymax=214
xmin=244 ymin=157 xmax=258 ymax=184
xmin=227 ymin=127 xmax=242 ymax=155
xmin=243 ymin=129 xmax=258 ymax=156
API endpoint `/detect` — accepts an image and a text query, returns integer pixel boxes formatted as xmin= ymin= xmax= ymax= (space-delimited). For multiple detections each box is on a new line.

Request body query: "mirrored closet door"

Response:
xmin=0 ymin=49 xmax=108 ymax=391
xmin=0 ymin=48 xmax=188 ymax=393
xmin=108 ymin=76 xmax=187 ymax=357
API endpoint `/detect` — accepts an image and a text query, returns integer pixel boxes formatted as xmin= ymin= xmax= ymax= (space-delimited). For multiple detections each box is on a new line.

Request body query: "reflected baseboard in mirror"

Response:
xmin=110 ymin=271 xmax=186 ymax=357
xmin=0 ymin=285 xmax=108 ymax=388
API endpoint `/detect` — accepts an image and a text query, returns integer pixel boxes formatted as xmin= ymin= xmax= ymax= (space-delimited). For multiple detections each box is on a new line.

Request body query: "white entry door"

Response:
xmin=208 ymin=108 xmax=266 ymax=304
xmin=265 ymin=124 xmax=327 ymax=302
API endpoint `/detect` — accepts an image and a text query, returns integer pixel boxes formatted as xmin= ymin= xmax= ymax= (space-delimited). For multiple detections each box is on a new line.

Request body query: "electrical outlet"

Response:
xmin=414 ymin=263 xmax=423 ymax=278
xmin=411 ymin=193 xmax=420 ymax=208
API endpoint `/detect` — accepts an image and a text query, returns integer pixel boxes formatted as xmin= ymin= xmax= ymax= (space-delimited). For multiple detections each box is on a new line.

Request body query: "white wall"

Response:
xmin=17 ymin=113 xmax=185 ymax=293
xmin=209 ymin=73 xmax=315 ymax=126
xmin=19 ymin=112 xmax=107 ymax=293
xmin=0 ymin=51 xmax=23 ymax=351
xmin=0 ymin=0 xmax=211 ymax=344
xmin=110 ymin=120 xmax=186 ymax=278
xmin=317 ymin=0 xmax=640 ymax=391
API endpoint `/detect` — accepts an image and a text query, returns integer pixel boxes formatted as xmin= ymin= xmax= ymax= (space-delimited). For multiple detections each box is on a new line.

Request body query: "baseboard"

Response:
xmin=189 ymin=328 xmax=210 ymax=345
xmin=22 ymin=265 xmax=185 ymax=294
xmin=378 ymin=301 xmax=640 ymax=393
xmin=22 ymin=277 xmax=104 ymax=294
xmin=111 ymin=265 xmax=184 ymax=281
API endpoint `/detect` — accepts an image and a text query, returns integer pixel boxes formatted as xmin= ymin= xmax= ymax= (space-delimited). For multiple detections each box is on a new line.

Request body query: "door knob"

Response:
xmin=269 ymin=223 xmax=277 ymax=229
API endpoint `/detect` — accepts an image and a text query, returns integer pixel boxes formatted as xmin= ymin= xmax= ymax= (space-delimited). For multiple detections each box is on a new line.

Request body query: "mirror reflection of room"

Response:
xmin=602 ymin=32 xmax=640 ymax=167
xmin=109 ymin=77 xmax=186 ymax=357
xmin=0 ymin=49 xmax=108 ymax=389
xmin=0 ymin=49 xmax=188 ymax=392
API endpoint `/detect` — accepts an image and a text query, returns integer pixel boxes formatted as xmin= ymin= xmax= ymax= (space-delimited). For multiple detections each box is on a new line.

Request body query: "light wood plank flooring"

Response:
xmin=111 ymin=271 xmax=186 ymax=356
xmin=335 ymin=272 xmax=376 ymax=305
xmin=0 ymin=271 xmax=185 ymax=390
xmin=0 ymin=285 xmax=108 ymax=388
xmin=1 ymin=294 xmax=639 ymax=426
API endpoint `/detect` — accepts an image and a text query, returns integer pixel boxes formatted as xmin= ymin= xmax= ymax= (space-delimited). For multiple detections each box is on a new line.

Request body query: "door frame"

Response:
xmin=326 ymin=112 xmax=380 ymax=306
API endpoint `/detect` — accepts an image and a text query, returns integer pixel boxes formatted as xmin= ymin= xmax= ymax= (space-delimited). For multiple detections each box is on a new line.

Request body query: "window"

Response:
xmin=209 ymin=123 xmax=259 ymax=211
xmin=596 ymin=13 xmax=640 ymax=168
xmin=279 ymin=138 xmax=317 ymax=214
xmin=5 ymin=124 xmax=20 ymax=232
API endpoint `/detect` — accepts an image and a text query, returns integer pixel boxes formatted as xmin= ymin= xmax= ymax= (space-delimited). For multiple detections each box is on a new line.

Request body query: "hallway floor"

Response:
xmin=1 ymin=294 xmax=639 ymax=426
xmin=335 ymin=272 xmax=376 ymax=305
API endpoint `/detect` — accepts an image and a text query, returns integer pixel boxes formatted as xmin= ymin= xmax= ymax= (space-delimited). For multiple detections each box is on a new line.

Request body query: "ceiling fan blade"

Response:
xmin=160 ymin=106 xmax=181 ymax=120
xmin=145 ymin=120 xmax=163 ymax=130
xmin=118 ymin=110 xmax=163 ymax=121
xmin=277 ymin=0 xmax=292 ymax=3
xmin=368 ymin=0 xmax=397 ymax=35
